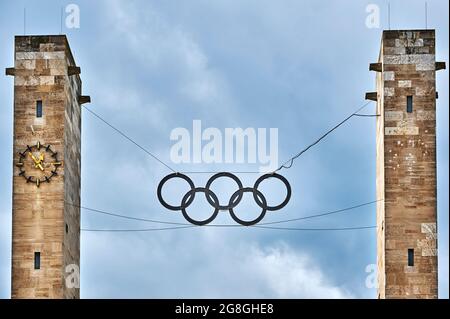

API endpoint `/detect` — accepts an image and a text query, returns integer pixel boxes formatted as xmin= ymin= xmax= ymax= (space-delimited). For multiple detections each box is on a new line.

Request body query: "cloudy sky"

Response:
xmin=0 ymin=0 xmax=448 ymax=298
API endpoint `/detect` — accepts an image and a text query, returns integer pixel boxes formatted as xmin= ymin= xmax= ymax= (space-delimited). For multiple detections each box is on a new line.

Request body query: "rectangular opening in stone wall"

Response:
xmin=408 ymin=248 xmax=414 ymax=266
xmin=407 ymin=96 xmax=413 ymax=113
xmin=36 ymin=100 xmax=43 ymax=118
xmin=34 ymin=252 xmax=41 ymax=270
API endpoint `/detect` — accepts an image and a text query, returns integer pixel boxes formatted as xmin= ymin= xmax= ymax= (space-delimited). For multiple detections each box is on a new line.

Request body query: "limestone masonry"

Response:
xmin=9 ymin=35 xmax=89 ymax=298
xmin=367 ymin=30 xmax=445 ymax=298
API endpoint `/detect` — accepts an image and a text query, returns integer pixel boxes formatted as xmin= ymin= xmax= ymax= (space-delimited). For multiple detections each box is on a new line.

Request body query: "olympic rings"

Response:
xmin=157 ymin=172 xmax=291 ymax=226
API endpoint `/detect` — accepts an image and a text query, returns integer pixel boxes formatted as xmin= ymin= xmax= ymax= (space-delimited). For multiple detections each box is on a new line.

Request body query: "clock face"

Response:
xmin=16 ymin=142 xmax=62 ymax=187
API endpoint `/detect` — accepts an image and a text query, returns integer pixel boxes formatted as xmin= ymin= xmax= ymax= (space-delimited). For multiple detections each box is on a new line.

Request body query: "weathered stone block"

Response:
xmin=385 ymin=126 xmax=419 ymax=135
xmin=384 ymin=71 xmax=395 ymax=81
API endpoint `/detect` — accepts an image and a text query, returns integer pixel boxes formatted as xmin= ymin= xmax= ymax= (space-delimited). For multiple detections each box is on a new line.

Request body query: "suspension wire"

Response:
xmin=66 ymin=202 xmax=188 ymax=226
xmin=82 ymin=105 xmax=177 ymax=173
xmin=274 ymin=101 xmax=373 ymax=172
xmin=258 ymin=199 xmax=382 ymax=225
xmin=67 ymin=198 xmax=380 ymax=230
xmin=252 ymin=225 xmax=376 ymax=231
xmin=78 ymin=101 xmax=379 ymax=233
xmin=81 ymin=225 xmax=376 ymax=232
xmin=81 ymin=225 xmax=196 ymax=232
xmin=180 ymin=171 xmax=264 ymax=174
xmin=82 ymin=101 xmax=375 ymax=175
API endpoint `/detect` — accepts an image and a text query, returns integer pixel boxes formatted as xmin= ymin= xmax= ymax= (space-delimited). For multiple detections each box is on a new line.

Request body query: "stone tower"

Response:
xmin=366 ymin=30 xmax=445 ymax=298
xmin=6 ymin=35 xmax=89 ymax=298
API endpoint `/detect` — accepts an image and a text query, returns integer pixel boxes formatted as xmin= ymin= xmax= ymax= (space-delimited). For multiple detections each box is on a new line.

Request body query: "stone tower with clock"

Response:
xmin=6 ymin=35 xmax=89 ymax=298
xmin=367 ymin=30 xmax=445 ymax=298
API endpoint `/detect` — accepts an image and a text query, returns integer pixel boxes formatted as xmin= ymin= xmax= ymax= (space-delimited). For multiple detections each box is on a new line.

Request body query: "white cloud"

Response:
xmin=247 ymin=243 xmax=351 ymax=298
xmin=81 ymin=230 xmax=351 ymax=298
xmin=107 ymin=0 xmax=236 ymax=110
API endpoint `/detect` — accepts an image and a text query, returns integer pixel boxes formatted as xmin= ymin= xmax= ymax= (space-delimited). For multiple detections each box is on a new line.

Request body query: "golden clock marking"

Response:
xmin=18 ymin=142 xmax=61 ymax=187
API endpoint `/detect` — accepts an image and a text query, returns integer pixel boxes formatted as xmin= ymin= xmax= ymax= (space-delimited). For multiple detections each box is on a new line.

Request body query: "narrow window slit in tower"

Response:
xmin=408 ymin=249 xmax=414 ymax=266
xmin=36 ymin=100 xmax=43 ymax=118
xmin=406 ymin=96 xmax=413 ymax=113
xmin=34 ymin=252 xmax=41 ymax=270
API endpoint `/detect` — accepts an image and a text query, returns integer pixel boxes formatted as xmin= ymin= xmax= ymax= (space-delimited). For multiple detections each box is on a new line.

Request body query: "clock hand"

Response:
xmin=28 ymin=152 xmax=39 ymax=164
xmin=28 ymin=152 xmax=44 ymax=170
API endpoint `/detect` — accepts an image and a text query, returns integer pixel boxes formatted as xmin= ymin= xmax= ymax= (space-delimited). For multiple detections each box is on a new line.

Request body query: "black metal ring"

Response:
xmin=157 ymin=173 xmax=195 ymax=211
xmin=253 ymin=173 xmax=291 ymax=211
xmin=181 ymin=187 xmax=219 ymax=226
xmin=228 ymin=187 xmax=267 ymax=226
xmin=204 ymin=172 xmax=244 ymax=210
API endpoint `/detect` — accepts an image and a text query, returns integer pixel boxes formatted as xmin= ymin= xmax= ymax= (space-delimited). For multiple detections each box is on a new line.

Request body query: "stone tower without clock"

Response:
xmin=366 ymin=29 xmax=446 ymax=298
xmin=6 ymin=35 xmax=89 ymax=298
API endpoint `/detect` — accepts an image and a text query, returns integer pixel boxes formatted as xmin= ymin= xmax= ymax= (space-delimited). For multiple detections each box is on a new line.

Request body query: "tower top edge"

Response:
xmin=382 ymin=29 xmax=435 ymax=39
xmin=14 ymin=34 xmax=77 ymax=68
